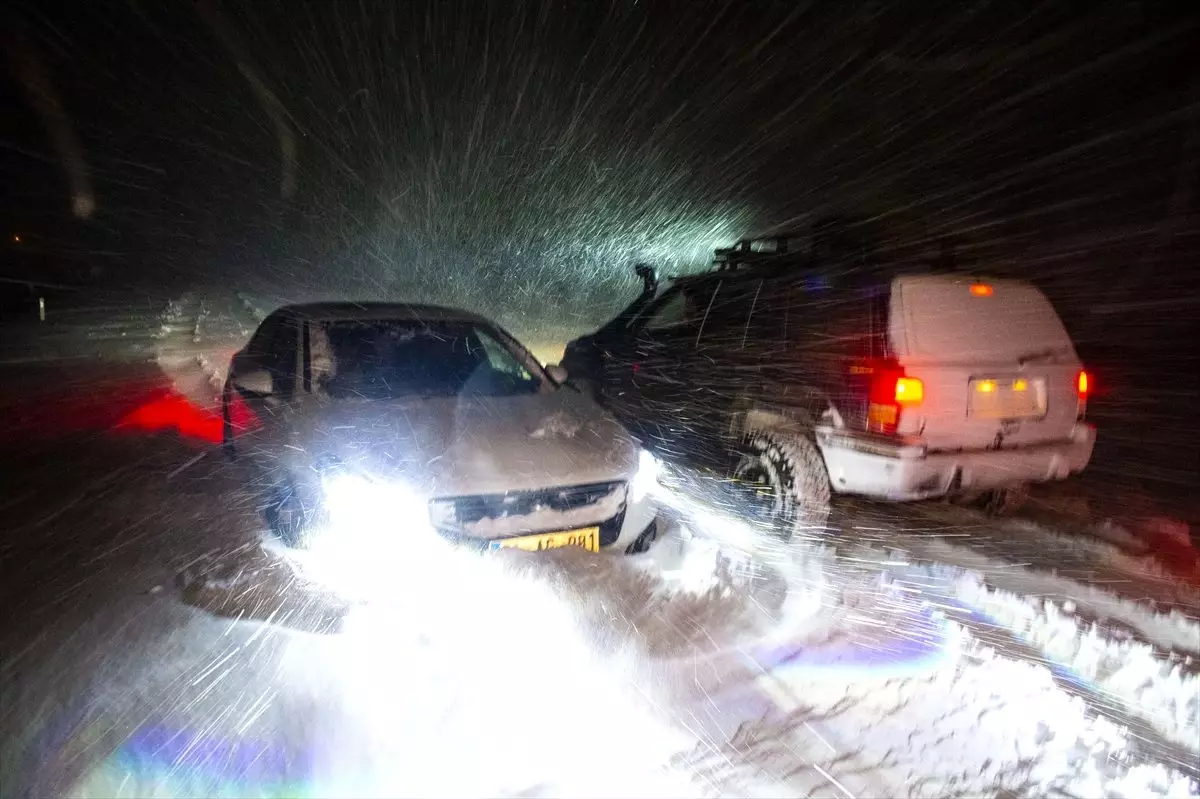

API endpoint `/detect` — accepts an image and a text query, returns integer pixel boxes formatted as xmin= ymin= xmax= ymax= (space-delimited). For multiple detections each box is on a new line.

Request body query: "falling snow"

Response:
xmin=2 ymin=2 xmax=1200 ymax=797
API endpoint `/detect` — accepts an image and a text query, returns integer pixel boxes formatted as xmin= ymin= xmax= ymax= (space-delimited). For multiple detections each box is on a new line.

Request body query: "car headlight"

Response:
xmin=322 ymin=473 xmax=428 ymax=530
xmin=302 ymin=473 xmax=442 ymax=601
xmin=630 ymin=449 xmax=661 ymax=502
xmin=427 ymin=498 xmax=458 ymax=531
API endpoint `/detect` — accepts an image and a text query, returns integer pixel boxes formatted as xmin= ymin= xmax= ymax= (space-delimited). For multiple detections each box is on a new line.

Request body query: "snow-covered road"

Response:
xmin=0 ymin=290 xmax=1196 ymax=798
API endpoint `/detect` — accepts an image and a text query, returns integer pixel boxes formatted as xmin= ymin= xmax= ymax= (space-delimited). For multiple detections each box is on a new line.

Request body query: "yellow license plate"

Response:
xmin=488 ymin=527 xmax=600 ymax=553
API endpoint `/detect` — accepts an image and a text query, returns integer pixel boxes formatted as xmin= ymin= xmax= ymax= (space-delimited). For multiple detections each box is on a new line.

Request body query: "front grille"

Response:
xmin=432 ymin=481 xmax=627 ymax=546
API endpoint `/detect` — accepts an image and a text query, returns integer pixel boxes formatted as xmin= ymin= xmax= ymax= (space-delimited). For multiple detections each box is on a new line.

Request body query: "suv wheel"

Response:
xmin=733 ymin=430 xmax=831 ymax=538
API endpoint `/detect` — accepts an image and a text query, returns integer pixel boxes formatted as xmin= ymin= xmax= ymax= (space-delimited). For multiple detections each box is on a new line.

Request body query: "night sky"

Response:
xmin=2 ymin=0 xmax=1197 ymax=328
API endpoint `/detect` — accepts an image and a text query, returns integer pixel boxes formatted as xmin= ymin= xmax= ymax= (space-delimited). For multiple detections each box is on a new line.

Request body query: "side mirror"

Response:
xmin=231 ymin=368 xmax=273 ymax=397
xmin=545 ymin=364 xmax=569 ymax=385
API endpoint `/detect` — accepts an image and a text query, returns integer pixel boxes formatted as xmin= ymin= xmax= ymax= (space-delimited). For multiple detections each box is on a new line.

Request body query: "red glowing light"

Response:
xmin=116 ymin=390 xmax=259 ymax=445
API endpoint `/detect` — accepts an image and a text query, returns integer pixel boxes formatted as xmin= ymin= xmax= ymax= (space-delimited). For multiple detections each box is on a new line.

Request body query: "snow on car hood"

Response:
xmin=289 ymin=387 xmax=639 ymax=498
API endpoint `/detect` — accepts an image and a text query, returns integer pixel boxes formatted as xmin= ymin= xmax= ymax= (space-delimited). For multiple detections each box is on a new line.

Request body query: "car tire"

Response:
xmin=264 ymin=481 xmax=319 ymax=548
xmin=733 ymin=430 xmax=831 ymax=538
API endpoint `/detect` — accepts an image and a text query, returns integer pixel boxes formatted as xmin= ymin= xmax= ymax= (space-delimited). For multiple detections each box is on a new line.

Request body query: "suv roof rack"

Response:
xmin=711 ymin=215 xmax=884 ymax=273
xmin=684 ymin=216 xmax=955 ymax=283
xmin=713 ymin=232 xmax=809 ymax=272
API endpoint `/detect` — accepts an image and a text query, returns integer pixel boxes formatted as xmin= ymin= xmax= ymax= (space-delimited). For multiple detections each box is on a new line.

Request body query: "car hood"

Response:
xmin=289 ymin=388 xmax=639 ymax=498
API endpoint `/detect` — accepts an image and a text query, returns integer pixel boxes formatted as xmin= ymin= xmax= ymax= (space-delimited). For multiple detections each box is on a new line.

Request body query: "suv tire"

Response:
xmin=733 ymin=429 xmax=831 ymax=538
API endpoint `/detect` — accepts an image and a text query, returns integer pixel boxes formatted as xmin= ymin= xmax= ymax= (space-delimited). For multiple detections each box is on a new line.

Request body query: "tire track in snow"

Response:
xmin=942 ymin=600 xmax=1199 ymax=783
xmin=657 ymin=474 xmax=1198 ymax=795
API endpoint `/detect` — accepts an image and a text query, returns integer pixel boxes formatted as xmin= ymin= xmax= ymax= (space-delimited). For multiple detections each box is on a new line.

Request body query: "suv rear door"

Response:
xmin=889 ymin=275 xmax=1083 ymax=452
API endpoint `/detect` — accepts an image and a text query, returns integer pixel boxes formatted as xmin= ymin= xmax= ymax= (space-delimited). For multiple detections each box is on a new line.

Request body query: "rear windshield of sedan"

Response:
xmin=313 ymin=319 xmax=544 ymax=399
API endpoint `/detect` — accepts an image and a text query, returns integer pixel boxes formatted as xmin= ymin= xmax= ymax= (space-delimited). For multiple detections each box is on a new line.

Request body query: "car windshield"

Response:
xmin=315 ymin=319 xmax=544 ymax=399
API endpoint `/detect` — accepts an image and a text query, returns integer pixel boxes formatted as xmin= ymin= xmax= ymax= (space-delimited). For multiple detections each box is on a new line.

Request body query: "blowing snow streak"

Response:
xmin=2 ymin=1 xmax=1199 ymax=797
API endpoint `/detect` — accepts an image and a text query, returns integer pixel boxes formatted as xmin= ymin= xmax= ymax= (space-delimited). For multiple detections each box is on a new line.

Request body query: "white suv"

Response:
xmin=562 ymin=244 xmax=1095 ymax=531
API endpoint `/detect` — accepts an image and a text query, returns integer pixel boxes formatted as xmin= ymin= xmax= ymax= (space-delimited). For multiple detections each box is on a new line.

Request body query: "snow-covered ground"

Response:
xmin=1 ymin=289 xmax=1197 ymax=798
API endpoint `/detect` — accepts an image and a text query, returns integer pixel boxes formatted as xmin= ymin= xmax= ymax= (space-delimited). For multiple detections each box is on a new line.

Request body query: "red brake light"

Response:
xmin=969 ymin=283 xmax=993 ymax=297
xmin=1076 ymin=370 xmax=1090 ymax=398
xmin=866 ymin=368 xmax=923 ymax=434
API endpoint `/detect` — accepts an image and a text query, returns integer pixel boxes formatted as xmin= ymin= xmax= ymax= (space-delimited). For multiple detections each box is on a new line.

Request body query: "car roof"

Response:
xmin=271 ymin=302 xmax=493 ymax=325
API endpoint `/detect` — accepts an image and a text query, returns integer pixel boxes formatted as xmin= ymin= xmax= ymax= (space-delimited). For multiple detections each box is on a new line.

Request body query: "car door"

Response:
xmin=230 ymin=312 xmax=280 ymax=386
xmin=594 ymin=286 xmax=677 ymax=435
xmin=225 ymin=312 xmax=300 ymax=455
xmin=689 ymin=277 xmax=760 ymax=451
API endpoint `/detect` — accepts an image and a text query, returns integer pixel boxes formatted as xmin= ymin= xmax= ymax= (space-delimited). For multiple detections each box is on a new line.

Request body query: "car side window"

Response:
xmin=639 ymin=290 xmax=688 ymax=332
xmin=744 ymin=277 xmax=791 ymax=346
xmin=694 ymin=279 xmax=758 ymax=348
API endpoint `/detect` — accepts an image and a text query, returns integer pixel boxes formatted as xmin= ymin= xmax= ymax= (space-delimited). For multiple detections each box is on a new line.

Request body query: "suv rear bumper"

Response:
xmin=816 ymin=423 xmax=1096 ymax=501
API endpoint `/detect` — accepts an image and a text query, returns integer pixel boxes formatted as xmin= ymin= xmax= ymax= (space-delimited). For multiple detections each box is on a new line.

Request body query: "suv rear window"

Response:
xmin=892 ymin=276 xmax=1074 ymax=362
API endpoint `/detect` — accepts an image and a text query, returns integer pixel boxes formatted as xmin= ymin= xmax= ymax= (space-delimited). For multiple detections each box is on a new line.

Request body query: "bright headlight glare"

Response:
xmin=299 ymin=474 xmax=438 ymax=600
xmin=427 ymin=498 xmax=457 ymax=530
xmin=322 ymin=473 xmax=427 ymax=530
xmin=630 ymin=449 xmax=661 ymax=502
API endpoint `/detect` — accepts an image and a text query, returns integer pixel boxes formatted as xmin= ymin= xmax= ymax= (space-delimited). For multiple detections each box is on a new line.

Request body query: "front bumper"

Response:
xmin=816 ymin=422 xmax=1096 ymax=501
xmin=430 ymin=486 xmax=661 ymax=554
xmin=614 ymin=493 xmax=660 ymax=552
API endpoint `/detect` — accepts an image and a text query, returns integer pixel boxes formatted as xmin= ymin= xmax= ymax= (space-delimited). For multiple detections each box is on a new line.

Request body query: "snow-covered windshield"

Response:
xmin=316 ymin=319 xmax=544 ymax=400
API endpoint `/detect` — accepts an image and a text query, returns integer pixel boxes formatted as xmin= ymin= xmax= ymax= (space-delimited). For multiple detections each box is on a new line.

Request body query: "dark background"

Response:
xmin=2 ymin=0 xmax=1198 ymax=510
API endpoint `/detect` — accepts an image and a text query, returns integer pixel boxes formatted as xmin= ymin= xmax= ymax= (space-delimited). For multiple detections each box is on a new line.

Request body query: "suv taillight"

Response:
xmin=867 ymin=369 xmax=923 ymax=435
xmin=1076 ymin=369 xmax=1090 ymax=419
